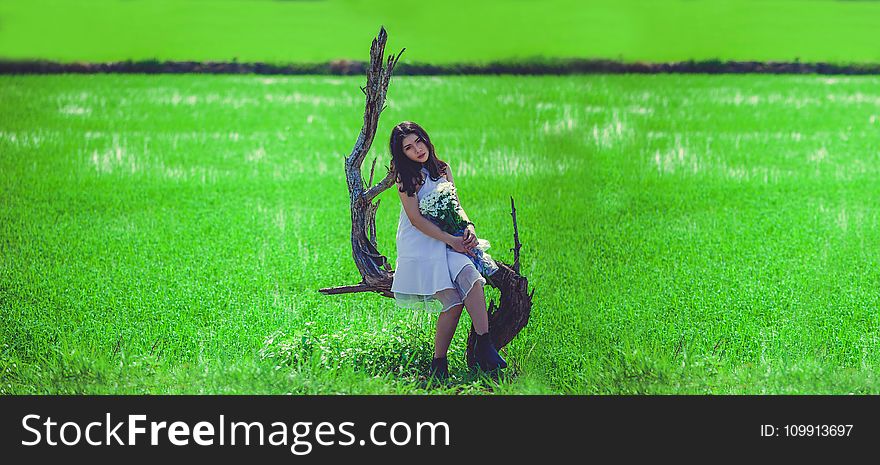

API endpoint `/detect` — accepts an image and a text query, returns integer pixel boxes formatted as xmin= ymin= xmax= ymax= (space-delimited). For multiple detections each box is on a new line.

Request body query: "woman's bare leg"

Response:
xmin=434 ymin=304 xmax=463 ymax=358
xmin=463 ymin=281 xmax=506 ymax=369
xmin=462 ymin=282 xmax=489 ymax=335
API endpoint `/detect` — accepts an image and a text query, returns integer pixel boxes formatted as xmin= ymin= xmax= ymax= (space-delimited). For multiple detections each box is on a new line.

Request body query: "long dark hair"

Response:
xmin=389 ymin=121 xmax=448 ymax=197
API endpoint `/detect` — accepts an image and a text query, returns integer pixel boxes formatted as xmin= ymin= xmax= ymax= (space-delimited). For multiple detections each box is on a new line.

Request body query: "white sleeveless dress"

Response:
xmin=391 ymin=166 xmax=486 ymax=313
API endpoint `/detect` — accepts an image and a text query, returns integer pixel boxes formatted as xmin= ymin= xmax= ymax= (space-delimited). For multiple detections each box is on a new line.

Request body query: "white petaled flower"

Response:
xmin=436 ymin=181 xmax=456 ymax=197
xmin=419 ymin=191 xmax=446 ymax=218
xmin=420 ymin=185 xmax=458 ymax=219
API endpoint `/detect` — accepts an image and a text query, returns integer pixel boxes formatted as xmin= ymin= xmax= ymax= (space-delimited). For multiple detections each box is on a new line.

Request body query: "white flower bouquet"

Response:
xmin=419 ymin=181 xmax=499 ymax=278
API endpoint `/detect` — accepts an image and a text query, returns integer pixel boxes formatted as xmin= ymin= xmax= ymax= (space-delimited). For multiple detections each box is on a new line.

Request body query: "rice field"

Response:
xmin=1 ymin=73 xmax=880 ymax=394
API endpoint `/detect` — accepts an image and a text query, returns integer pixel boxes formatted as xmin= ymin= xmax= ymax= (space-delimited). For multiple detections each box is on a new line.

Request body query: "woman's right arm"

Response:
xmin=397 ymin=182 xmax=472 ymax=254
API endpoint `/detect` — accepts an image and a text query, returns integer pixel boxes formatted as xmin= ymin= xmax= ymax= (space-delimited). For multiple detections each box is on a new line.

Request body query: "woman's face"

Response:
xmin=401 ymin=133 xmax=429 ymax=163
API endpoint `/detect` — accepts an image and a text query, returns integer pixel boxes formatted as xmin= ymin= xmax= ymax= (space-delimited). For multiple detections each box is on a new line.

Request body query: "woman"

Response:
xmin=389 ymin=121 xmax=507 ymax=379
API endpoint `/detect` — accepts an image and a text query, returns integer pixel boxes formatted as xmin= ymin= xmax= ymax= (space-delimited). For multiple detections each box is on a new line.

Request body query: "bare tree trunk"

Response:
xmin=321 ymin=26 xmax=401 ymax=296
xmin=318 ymin=27 xmax=533 ymax=368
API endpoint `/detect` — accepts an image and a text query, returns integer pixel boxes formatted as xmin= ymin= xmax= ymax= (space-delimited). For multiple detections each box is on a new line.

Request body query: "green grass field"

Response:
xmin=2 ymin=73 xmax=879 ymax=394
xmin=1 ymin=0 xmax=880 ymax=65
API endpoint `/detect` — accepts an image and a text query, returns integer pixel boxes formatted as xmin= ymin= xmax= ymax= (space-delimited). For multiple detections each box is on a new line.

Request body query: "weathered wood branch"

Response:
xmin=321 ymin=26 xmax=400 ymax=288
xmin=318 ymin=27 xmax=533 ymax=369
xmin=510 ymin=196 xmax=522 ymax=273
xmin=320 ymin=281 xmax=393 ymax=298
xmin=364 ymin=166 xmax=396 ymax=202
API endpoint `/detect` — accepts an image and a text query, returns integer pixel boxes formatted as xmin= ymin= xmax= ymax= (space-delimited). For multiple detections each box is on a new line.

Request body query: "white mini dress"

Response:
xmin=391 ymin=166 xmax=486 ymax=313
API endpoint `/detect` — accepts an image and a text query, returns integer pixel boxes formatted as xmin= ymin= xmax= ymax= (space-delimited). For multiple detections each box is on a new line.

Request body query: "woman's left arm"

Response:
xmin=444 ymin=163 xmax=478 ymax=249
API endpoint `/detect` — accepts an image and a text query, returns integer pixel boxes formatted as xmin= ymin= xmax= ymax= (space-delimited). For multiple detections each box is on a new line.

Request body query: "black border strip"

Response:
xmin=1 ymin=395 xmax=877 ymax=459
xmin=2 ymin=59 xmax=880 ymax=75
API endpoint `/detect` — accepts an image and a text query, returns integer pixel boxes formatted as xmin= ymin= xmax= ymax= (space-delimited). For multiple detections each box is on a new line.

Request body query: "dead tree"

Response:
xmin=318 ymin=27 xmax=533 ymax=369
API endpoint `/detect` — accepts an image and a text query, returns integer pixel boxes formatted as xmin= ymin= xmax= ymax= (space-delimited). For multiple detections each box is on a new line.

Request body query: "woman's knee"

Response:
xmin=444 ymin=303 xmax=464 ymax=317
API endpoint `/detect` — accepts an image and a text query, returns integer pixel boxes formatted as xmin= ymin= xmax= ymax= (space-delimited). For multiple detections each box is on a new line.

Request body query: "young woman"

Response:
xmin=388 ymin=121 xmax=507 ymax=379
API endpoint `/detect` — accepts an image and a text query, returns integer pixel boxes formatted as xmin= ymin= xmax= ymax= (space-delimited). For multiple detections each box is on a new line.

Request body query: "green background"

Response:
xmin=1 ymin=0 xmax=879 ymax=64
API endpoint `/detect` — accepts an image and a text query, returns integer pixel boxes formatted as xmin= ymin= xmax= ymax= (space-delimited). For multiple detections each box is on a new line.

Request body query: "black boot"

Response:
xmin=474 ymin=332 xmax=507 ymax=371
xmin=429 ymin=357 xmax=448 ymax=380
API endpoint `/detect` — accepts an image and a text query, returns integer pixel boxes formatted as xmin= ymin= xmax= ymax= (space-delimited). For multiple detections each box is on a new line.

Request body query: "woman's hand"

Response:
xmin=462 ymin=224 xmax=478 ymax=251
xmin=447 ymin=235 xmax=475 ymax=257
